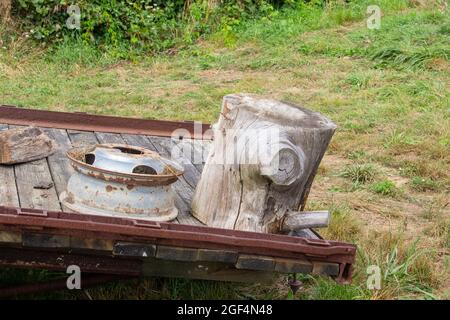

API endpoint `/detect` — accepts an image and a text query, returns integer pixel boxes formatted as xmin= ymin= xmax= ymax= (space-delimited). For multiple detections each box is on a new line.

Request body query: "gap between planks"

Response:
xmin=6 ymin=125 xmax=61 ymax=211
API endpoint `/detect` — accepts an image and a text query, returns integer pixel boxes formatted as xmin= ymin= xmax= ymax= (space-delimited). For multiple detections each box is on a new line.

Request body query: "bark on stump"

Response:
xmin=191 ymin=94 xmax=336 ymax=233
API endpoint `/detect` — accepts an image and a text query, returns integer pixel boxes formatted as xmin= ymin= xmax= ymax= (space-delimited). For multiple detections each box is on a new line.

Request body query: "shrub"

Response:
xmin=411 ymin=176 xmax=439 ymax=191
xmin=9 ymin=0 xmax=288 ymax=57
xmin=340 ymin=163 xmax=377 ymax=184
xmin=370 ymin=180 xmax=397 ymax=196
xmin=13 ymin=1 xmax=183 ymax=54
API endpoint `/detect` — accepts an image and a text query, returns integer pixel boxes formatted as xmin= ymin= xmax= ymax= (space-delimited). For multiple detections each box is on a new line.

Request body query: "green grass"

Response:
xmin=340 ymin=164 xmax=377 ymax=184
xmin=370 ymin=180 xmax=398 ymax=196
xmin=0 ymin=0 xmax=449 ymax=300
xmin=411 ymin=176 xmax=440 ymax=192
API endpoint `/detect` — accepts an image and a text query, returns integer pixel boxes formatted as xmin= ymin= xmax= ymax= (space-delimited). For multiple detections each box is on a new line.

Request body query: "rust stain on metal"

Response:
xmin=0 ymin=105 xmax=212 ymax=140
xmin=60 ymin=144 xmax=182 ymax=222
xmin=0 ymin=206 xmax=356 ymax=283
xmin=67 ymin=145 xmax=183 ymax=187
xmin=105 ymin=185 xmax=116 ymax=192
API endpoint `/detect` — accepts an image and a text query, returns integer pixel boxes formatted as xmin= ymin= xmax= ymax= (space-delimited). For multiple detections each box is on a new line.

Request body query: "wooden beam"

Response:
xmin=281 ymin=211 xmax=330 ymax=232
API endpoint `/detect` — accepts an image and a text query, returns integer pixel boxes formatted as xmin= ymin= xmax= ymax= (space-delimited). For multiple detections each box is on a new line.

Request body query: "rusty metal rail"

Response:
xmin=0 ymin=206 xmax=356 ymax=283
xmin=0 ymin=105 xmax=212 ymax=139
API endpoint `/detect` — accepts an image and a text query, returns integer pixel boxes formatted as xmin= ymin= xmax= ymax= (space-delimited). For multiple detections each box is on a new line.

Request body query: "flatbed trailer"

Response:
xmin=0 ymin=105 xmax=356 ymax=296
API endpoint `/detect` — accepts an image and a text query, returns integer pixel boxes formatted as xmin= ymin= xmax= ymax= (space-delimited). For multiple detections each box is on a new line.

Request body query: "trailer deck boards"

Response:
xmin=0 ymin=122 xmax=317 ymax=238
xmin=0 ymin=107 xmax=356 ymax=286
xmin=0 ymin=123 xmax=209 ymax=226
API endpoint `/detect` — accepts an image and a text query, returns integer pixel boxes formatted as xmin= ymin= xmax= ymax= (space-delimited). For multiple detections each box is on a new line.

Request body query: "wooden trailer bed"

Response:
xmin=0 ymin=106 xmax=356 ymax=290
xmin=0 ymin=123 xmax=212 ymax=227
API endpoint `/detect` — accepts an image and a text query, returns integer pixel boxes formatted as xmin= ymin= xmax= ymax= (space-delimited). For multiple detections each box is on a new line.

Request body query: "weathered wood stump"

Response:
xmin=0 ymin=126 xmax=57 ymax=164
xmin=191 ymin=94 xmax=336 ymax=234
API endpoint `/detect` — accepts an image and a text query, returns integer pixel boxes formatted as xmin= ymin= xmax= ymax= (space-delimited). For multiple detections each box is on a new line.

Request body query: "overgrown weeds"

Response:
xmin=340 ymin=164 xmax=377 ymax=184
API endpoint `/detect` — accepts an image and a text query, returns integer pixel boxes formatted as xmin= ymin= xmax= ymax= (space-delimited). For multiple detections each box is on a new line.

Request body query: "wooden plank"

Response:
xmin=148 ymin=136 xmax=200 ymax=188
xmin=274 ymin=257 xmax=313 ymax=274
xmin=142 ymin=258 xmax=277 ymax=283
xmin=0 ymin=124 xmax=20 ymax=207
xmin=113 ymin=242 xmax=156 ymax=258
xmin=10 ymin=125 xmax=61 ymax=211
xmin=156 ymin=245 xmax=199 ymax=262
xmin=235 ymin=255 xmax=276 ymax=272
xmin=22 ymin=233 xmax=70 ymax=249
xmin=14 ymin=158 xmax=61 ymax=211
xmin=171 ymin=138 xmax=205 ymax=172
xmin=191 ymin=139 xmax=211 ymax=172
xmin=312 ymin=262 xmax=340 ymax=277
xmin=43 ymin=128 xmax=74 ymax=212
xmin=197 ymin=248 xmax=238 ymax=264
xmin=95 ymin=132 xmax=126 ymax=144
xmin=121 ymin=133 xmax=158 ymax=152
xmin=0 ymin=230 xmax=22 ymax=244
xmin=70 ymin=237 xmax=114 ymax=252
xmin=67 ymin=130 xmax=99 ymax=146
xmin=156 ymin=246 xmax=238 ymax=264
xmin=289 ymin=229 xmax=319 ymax=239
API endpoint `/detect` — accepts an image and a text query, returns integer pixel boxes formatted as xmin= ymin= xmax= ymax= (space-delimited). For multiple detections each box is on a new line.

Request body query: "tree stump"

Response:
xmin=191 ymin=94 xmax=336 ymax=234
xmin=0 ymin=126 xmax=57 ymax=165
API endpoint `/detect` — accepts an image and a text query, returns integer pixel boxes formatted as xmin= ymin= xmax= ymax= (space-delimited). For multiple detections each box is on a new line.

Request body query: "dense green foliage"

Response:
xmin=11 ymin=0 xmax=290 ymax=56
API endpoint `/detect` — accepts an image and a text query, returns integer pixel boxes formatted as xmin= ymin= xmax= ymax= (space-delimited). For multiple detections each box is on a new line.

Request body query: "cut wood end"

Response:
xmin=222 ymin=93 xmax=337 ymax=130
xmin=281 ymin=211 xmax=330 ymax=232
xmin=260 ymin=146 xmax=303 ymax=186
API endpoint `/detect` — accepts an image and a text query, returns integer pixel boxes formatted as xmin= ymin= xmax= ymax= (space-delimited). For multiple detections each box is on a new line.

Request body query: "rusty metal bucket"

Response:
xmin=60 ymin=144 xmax=184 ymax=221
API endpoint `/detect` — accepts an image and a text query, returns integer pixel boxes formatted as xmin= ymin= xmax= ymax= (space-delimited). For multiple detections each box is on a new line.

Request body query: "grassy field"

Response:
xmin=0 ymin=0 xmax=448 ymax=299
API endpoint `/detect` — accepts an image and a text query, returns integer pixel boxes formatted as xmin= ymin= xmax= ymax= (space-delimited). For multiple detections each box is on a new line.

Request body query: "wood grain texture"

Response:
xmin=67 ymin=130 xmax=99 ymax=146
xmin=0 ymin=126 xmax=57 ymax=164
xmin=8 ymin=125 xmax=61 ymax=211
xmin=146 ymin=135 xmax=203 ymax=226
xmin=142 ymin=258 xmax=277 ymax=283
xmin=281 ymin=210 xmax=330 ymax=231
xmin=192 ymin=94 xmax=336 ymax=233
xmin=0 ymin=124 xmax=20 ymax=207
xmin=44 ymin=128 xmax=74 ymax=212
xmin=95 ymin=132 xmax=127 ymax=144
xmin=14 ymin=157 xmax=62 ymax=211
